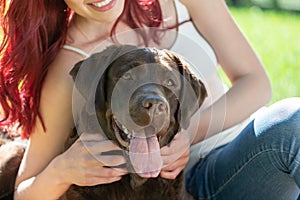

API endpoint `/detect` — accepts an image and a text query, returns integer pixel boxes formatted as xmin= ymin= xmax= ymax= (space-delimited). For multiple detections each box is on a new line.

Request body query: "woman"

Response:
xmin=0 ymin=0 xmax=299 ymax=199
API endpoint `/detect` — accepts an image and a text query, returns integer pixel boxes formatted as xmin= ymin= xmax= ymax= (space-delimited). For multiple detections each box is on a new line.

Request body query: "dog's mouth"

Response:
xmin=112 ymin=115 xmax=163 ymax=178
xmin=112 ymin=116 xmax=163 ymax=148
xmin=112 ymin=116 xmax=132 ymax=148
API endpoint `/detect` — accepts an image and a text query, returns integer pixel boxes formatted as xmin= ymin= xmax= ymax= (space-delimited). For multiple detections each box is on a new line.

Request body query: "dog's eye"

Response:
xmin=122 ymin=72 xmax=132 ymax=80
xmin=165 ymin=79 xmax=175 ymax=87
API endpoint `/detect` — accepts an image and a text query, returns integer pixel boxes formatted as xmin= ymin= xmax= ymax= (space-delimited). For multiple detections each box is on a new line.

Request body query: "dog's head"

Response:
xmin=70 ymin=45 xmax=207 ymax=182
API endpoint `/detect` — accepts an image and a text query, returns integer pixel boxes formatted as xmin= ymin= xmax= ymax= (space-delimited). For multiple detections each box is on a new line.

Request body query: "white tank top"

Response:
xmin=171 ymin=1 xmax=254 ymax=171
xmin=171 ymin=0 xmax=226 ymax=111
xmin=63 ymin=0 xmax=252 ymax=171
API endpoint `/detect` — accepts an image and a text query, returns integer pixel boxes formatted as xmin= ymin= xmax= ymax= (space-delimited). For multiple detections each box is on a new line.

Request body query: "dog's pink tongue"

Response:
xmin=129 ymin=131 xmax=162 ymax=178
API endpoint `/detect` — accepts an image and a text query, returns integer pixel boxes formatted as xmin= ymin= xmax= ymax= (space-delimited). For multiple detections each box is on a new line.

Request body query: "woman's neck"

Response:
xmin=66 ymin=14 xmax=115 ymax=51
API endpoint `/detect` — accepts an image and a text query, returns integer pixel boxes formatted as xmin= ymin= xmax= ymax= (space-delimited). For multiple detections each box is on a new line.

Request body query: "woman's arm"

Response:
xmin=160 ymin=0 xmax=271 ymax=178
xmin=179 ymin=0 xmax=271 ymax=144
xmin=14 ymin=51 xmax=127 ymax=200
xmin=14 ymin=52 xmax=78 ymax=199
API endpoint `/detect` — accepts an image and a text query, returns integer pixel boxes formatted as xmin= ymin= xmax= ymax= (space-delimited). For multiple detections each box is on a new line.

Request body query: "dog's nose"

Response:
xmin=142 ymin=96 xmax=167 ymax=113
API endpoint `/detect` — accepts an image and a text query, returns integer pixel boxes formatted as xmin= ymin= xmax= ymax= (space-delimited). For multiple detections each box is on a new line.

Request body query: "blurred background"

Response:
xmin=0 ymin=1 xmax=299 ymax=105
xmin=222 ymin=0 xmax=300 ymax=104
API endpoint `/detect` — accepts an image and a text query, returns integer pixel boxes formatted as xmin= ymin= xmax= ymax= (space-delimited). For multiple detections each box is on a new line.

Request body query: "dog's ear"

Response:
xmin=69 ymin=60 xmax=82 ymax=82
xmin=164 ymin=50 xmax=207 ymax=129
xmin=69 ymin=58 xmax=103 ymax=135
xmin=69 ymin=44 xmax=141 ymax=133
xmin=69 ymin=56 xmax=106 ymax=117
xmin=69 ymin=44 xmax=140 ymax=102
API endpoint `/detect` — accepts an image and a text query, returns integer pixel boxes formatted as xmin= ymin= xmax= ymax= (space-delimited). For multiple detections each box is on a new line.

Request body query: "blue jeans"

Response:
xmin=185 ymin=98 xmax=300 ymax=200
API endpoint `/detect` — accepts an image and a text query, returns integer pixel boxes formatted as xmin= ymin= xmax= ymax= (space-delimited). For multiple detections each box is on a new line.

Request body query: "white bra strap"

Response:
xmin=63 ymin=45 xmax=91 ymax=58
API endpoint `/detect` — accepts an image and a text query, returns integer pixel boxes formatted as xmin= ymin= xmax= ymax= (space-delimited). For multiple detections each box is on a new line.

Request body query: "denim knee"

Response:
xmin=253 ymin=97 xmax=300 ymax=141
xmin=184 ymin=98 xmax=300 ymax=199
xmin=253 ymin=98 xmax=300 ymax=182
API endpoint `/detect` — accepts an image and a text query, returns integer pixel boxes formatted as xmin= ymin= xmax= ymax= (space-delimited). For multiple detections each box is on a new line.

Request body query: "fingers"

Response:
xmin=77 ymin=168 xmax=126 ymax=186
xmin=162 ymin=149 xmax=189 ymax=170
xmin=80 ymin=139 xmax=122 ymax=155
xmin=161 ymin=133 xmax=189 ymax=155
xmin=78 ymin=133 xmax=120 ymax=151
xmin=161 ymin=133 xmax=190 ymax=167
xmin=160 ymin=167 xmax=182 ymax=180
xmin=89 ymin=166 xmax=128 ymax=178
xmin=160 ymin=132 xmax=190 ymax=179
xmin=82 ymin=176 xmax=122 ymax=186
xmin=62 ymin=133 xmax=129 ymax=186
xmin=160 ymin=149 xmax=189 ymax=179
xmin=65 ymin=156 xmax=128 ymax=186
xmin=99 ymin=154 xmax=127 ymax=167
xmin=160 ymin=152 xmax=188 ymax=179
xmin=79 ymin=138 xmax=126 ymax=167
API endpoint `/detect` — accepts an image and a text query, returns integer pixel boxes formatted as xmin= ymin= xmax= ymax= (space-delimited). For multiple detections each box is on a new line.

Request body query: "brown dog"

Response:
xmin=0 ymin=136 xmax=25 ymax=200
xmin=61 ymin=45 xmax=207 ymax=200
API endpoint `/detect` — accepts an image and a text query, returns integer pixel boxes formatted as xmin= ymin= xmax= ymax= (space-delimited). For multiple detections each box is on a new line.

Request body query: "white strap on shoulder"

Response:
xmin=63 ymin=45 xmax=91 ymax=58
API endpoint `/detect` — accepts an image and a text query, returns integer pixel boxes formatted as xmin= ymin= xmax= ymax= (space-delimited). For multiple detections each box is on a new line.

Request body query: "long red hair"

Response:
xmin=0 ymin=0 xmax=167 ymax=139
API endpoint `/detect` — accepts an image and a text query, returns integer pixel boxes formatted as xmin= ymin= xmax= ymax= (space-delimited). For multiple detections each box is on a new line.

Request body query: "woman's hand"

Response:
xmin=55 ymin=133 xmax=128 ymax=186
xmin=160 ymin=132 xmax=190 ymax=179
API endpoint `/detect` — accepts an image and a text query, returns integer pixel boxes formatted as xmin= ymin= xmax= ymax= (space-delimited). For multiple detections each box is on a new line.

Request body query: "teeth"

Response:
xmin=122 ymin=125 xmax=127 ymax=132
xmin=122 ymin=125 xmax=129 ymax=133
xmin=121 ymin=125 xmax=132 ymax=139
xmin=115 ymin=129 xmax=130 ymax=148
xmin=92 ymin=0 xmax=112 ymax=8
xmin=113 ymin=115 xmax=132 ymax=141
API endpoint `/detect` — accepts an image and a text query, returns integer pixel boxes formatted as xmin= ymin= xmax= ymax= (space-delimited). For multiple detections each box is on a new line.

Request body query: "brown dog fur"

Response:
xmin=61 ymin=45 xmax=207 ymax=200
xmin=0 ymin=138 xmax=25 ymax=200
xmin=0 ymin=45 xmax=206 ymax=200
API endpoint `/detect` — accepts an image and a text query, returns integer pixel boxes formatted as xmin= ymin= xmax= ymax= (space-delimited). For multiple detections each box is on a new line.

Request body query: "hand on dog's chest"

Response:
xmin=67 ymin=45 xmax=205 ymax=200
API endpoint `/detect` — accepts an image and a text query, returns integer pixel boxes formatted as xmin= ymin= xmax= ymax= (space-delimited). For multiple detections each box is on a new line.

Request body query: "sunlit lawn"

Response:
xmin=226 ymin=7 xmax=300 ymax=104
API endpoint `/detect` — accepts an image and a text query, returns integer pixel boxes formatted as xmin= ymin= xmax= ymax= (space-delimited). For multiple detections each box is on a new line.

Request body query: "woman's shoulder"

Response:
xmin=14 ymin=48 xmax=82 ymax=187
xmin=39 ymin=48 xmax=84 ymax=122
xmin=40 ymin=48 xmax=81 ymax=126
xmin=43 ymin=47 xmax=88 ymax=96
xmin=40 ymin=47 xmax=85 ymax=131
xmin=49 ymin=47 xmax=86 ymax=78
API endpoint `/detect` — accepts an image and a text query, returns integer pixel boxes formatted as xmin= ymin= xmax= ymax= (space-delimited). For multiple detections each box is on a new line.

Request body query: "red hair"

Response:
xmin=0 ymin=0 xmax=167 ymax=139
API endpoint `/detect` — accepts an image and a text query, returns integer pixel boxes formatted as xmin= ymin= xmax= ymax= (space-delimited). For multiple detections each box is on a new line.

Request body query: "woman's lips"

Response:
xmin=88 ymin=0 xmax=116 ymax=12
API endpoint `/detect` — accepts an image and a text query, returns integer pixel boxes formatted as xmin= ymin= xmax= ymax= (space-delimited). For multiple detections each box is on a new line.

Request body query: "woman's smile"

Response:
xmin=88 ymin=0 xmax=116 ymax=12
xmin=64 ymin=0 xmax=125 ymax=23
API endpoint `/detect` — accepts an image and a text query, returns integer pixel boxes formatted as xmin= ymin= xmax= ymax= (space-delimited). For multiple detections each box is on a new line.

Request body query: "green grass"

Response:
xmin=224 ymin=7 xmax=300 ymax=104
